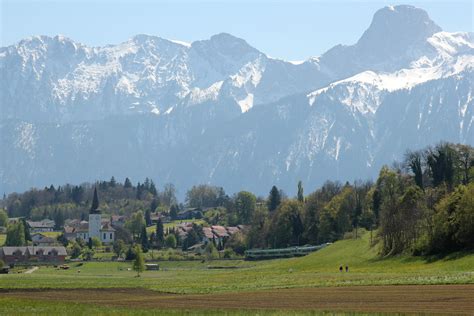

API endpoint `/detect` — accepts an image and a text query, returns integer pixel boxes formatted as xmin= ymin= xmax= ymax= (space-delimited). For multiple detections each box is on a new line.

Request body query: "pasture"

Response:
xmin=1 ymin=231 xmax=473 ymax=314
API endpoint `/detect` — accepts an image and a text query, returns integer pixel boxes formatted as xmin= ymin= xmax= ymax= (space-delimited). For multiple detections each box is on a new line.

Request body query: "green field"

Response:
xmin=146 ymin=219 xmax=206 ymax=234
xmin=1 ymin=231 xmax=473 ymax=292
xmin=41 ymin=231 xmax=61 ymax=238
xmin=0 ymin=233 xmax=5 ymax=246
xmin=1 ymin=231 xmax=473 ymax=314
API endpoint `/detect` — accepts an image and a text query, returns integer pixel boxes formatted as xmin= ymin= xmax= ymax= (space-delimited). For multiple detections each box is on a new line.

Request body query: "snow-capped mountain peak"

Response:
xmin=1 ymin=5 xmax=472 ymax=196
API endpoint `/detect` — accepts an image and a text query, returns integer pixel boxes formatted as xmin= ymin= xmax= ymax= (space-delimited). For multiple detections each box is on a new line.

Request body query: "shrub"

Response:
xmin=165 ymin=234 xmax=177 ymax=249
xmin=223 ymin=248 xmax=235 ymax=259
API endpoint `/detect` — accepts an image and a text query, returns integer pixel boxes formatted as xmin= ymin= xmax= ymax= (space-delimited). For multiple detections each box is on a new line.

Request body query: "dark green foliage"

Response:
xmin=165 ymin=234 xmax=177 ymax=249
xmin=424 ymin=183 xmax=474 ymax=254
xmin=57 ymin=233 xmax=68 ymax=246
xmin=125 ymin=246 xmax=136 ymax=260
xmin=133 ymin=245 xmax=145 ymax=276
xmin=145 ymin=209 xmax=152 ymax=226
xmin=0 ymin=209 xmax=7 ymax=227
xmin=268 ymin=200 xmax=304 ymax=247
xmin=155 ymin=218 xmax=164 ymax=248
xmin=267 ymin=185 xmax=281 ymax=212
xmin=5 ymin=221 xmax=26 ymax=246
xmin=149 ymin=198 xmax=159 ymax=213
xmin=169 ymin=204 xmax=179 ymax=220
xmin=140 ymin=225 xmax=149 ymax=252
xmin=20 ymin=218 xmax=31 ymax=241
xmin=149 ymin=180 xmax=158 ymax=197
xmin=427 ymin=144 xmax=455 ymax=188
xmin=405 ymin=150 xmax=424 ymax=189
xmin=53 ymin=209 xmax=65 ymax=230
xmin=124 ymin=177 xmax=132 ymax=188
xmin=182 ymin=224 xmax=203 ymax=250
xmin=297 ymin=181 xmax=304 ymax=203
xmin=109 ymin=176 xmax=116 ymax=187
xmin=234 ymin=191 xmax=256 ymax=224
xmin=70 ymin=242 xmax=82 ymax=259
xmin=71 ymin=186 xmax=84 ymax=205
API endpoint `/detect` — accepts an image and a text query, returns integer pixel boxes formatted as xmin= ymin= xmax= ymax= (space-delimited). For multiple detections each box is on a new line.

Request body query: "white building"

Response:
xmin=63 ymin=187 xmax=115 ymax=244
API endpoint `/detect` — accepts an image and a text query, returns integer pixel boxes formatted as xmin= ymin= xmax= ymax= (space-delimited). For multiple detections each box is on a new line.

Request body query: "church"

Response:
xmin=64 ymin=187 xmax=115 ymax=243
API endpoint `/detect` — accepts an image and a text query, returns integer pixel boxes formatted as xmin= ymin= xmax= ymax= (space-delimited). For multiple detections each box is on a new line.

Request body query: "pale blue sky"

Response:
xmin=1 ymin=0 xmax=472 ymax=60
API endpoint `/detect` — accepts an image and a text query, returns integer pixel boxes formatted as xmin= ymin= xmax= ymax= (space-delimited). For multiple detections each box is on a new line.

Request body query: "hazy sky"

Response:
xmin=1 ymin=0 xmax=472 ymax=60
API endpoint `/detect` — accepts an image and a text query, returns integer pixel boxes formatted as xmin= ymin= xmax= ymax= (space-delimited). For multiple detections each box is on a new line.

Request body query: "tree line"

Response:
xmin=1 ymin=142 xmax=473 ymax=257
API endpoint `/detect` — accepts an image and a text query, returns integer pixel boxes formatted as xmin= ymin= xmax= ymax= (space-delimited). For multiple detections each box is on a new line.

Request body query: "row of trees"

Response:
xmin=2 ymin=142 xmax=472 ymax=258
xmin=1 ymin=178 xmax=178 ymax=220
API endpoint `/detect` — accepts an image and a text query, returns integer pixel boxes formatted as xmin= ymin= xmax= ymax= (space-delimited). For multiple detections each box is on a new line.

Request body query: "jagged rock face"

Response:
xmin=1 ymin=5 xmax=473 ymax=196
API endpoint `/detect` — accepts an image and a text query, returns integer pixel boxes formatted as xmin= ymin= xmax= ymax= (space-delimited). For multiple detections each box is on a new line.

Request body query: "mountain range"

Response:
xmin=1 ymin=5 xmax=473 ymax=197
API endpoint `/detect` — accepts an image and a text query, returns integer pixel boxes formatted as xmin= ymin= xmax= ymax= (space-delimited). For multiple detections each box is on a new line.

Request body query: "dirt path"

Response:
xmin=23 ymin=266 xmax=38 ymax=274
xmin=3 ymin=284 xmax=474 ymax=314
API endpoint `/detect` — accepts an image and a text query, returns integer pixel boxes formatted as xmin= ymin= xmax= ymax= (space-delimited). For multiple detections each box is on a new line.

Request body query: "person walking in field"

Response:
xmin=339 ymin=264 xmax=343 ymax=272
xmin=345 ymin=265 xmax=349 ymax=272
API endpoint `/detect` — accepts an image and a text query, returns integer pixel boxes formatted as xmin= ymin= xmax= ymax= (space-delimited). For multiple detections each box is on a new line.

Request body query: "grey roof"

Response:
xmin=27 ymin=220 xmax=55 ymax=228
xmin=1 ymin=246 xmax=67 ymax=256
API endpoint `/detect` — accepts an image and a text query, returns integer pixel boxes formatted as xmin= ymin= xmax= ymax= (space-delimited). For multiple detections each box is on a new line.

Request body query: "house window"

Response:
xmin=110 ymin=233 xmax=113 ymax=239
xmin=103 ymin=233 xmax=106 ymax=240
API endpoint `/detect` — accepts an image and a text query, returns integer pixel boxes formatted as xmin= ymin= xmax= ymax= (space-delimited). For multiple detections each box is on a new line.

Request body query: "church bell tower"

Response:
xmin=89 ymin=187 xmax=101 ymax=240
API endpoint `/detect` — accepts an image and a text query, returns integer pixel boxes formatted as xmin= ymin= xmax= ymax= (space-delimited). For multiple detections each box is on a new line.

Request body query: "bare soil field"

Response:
xmin=3 ymin=284 xmax=474 ymax=314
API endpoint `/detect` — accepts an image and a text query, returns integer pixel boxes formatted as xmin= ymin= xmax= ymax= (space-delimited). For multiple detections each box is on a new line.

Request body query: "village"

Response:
xmin=0 ymin=189 xmax=251 ymax=270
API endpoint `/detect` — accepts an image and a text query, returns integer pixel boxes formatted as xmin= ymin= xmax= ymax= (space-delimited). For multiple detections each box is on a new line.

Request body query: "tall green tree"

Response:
xmin=165 ymin=234 xmax=177 ymax=249
xmin=124 ymin=177 xmax=132 ymax=188
xmin=155 ymin=218 xmax=165 ymax=248
xmin=427 ymin=144 xmax=455 ymax=188
xmin=145 ymin=209 xmax=152 ymax=226
xmin=5 ymin=221 xmax=26 ymax=246
xmin=405 ymin=150 xmax=424 ymax=189
xmin=267 ymin=185 xmax=281 ymax=212
xmin=169 ymin=204 xmax=179 ymax=220
xmin=269 ymin=200 xmax=304 ymax=247
xmin=125 ymin=211 xmax=145 ymax=240
xmin=235 ymin=191 xmax=256 ymax=224
xmin=0 ymin=209 xmax=8 ymax=227
xmin=140 ymin=225 xmax=149 ymax=252
xmin=20 ymin=218 xmax=31 ymax=242
xmin=297 ymin=181 xmax=304 ymax=203
xmin=132 ymin=245 xmax=145 ymax=277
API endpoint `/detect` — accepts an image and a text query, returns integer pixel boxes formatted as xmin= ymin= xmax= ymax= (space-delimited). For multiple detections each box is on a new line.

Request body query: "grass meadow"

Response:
xmin=0 ymin=233 xmax=5 ymax=246
xmin=1 ymin=231 xmax=473 ymax=314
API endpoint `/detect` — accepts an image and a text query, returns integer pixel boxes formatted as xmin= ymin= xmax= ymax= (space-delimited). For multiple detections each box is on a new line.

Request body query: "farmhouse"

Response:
xmin=202 ymin=225 xmax=246 ymax=246
xmin=0 ymin=246 xmax=67 ymax=264
xmin=177 ymin=208 xmax=203 ymax=220
xmin=31 ymin=233 xmax=57 ymax=246
xmin=176 ymin=223 xmax=246 ymax=248
xmin=111 ymin=215 xmax=127 ymax=227
xmin=26 ymin=219 xmax=55 ymax=233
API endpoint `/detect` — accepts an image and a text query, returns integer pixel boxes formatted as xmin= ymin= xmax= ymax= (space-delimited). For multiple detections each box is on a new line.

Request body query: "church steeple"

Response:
xmin=90 ymin=187 xmax=100 ymax=214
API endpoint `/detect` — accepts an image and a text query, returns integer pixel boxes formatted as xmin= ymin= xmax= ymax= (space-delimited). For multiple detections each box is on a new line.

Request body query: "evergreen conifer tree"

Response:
xmin=297 ymin=181 xmax=304 ymax=203
xmin=268 ymin=185 xmax=281 ymax=212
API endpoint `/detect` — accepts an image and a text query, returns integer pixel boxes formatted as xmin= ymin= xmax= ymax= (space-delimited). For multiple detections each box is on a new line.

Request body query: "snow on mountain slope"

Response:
xmin=0 ymin=5 xmax=473 ymax=196
xmin=0 ymin=32 xmax=329 ymax=123
xmin=308 ymin=31 xmax=473 ymax=116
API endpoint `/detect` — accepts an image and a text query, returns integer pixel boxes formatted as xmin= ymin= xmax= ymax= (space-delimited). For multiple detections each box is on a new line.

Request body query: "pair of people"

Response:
xmin=339 ymin=264 xmax=349 ymax=272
